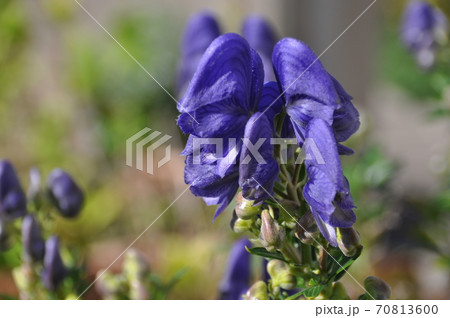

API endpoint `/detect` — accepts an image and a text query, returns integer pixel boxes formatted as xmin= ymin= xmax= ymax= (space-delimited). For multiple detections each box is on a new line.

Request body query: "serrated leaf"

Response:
xmin=245 ymin=247 xmax=286 ymax=262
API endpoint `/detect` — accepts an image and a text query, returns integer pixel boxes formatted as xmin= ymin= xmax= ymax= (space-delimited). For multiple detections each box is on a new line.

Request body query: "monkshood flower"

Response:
xmin=42 ymin=236 xmax=67 ymax=291
xmin=302 ymin=118 xmax=356 ymax=246
xmin=176 ymin=11 xmax=221 ymax=96
xmin=219 ymin=238 xmax=251 ymax=300
xmin=179 ymin=33 xmax=281 ymax=218
xmin=0 ymin=160 xmax=27 ymax=220
xmin=401 ymin=1 xmax=448 ymax=69
xmin=242 ymin=14 xmax=277 ymax=82
xmin=272 ymin=38 xmax=360 ymax=155
xmin=22 ymin=214 xmax=45 ymax=262
xmin=47 ymin=169 xmax=84 ymax=218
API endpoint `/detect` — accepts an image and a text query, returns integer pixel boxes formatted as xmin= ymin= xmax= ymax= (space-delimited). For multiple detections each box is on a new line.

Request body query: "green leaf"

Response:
xmin=245 ymin=247 xmax=286 ymax=262
xmin=285 ymin=285 xmax=324 ymax=300
xmin=326 ymin=247 xmax=362 ymax=283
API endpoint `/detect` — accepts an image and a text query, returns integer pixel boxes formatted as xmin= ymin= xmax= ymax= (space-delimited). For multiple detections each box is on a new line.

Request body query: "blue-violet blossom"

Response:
xmin=178 ymin=33 xmax=282 ymax=218
xmin=177 ymin=11 xmax=221 ymax=96
xmin=42 ymin=236 xmax=67 ymax=291
xmin=0 ymin=160 xmax=27 ymax=220
xmin=219 ymin=238 xmax=251 ymax=300
xmin=401 ymin=1 xmax=448 ymax=69
xmin=47 ymin=169 xmax=84 ymax=218
xmin=22 ymin=214 xmax=45 ymax=262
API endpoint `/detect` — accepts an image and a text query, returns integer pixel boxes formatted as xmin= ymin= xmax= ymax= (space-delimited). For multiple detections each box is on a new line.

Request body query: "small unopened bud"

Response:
xmin=267 ymin=259 xmax=296 ymax=291
xmin=22 ymin=215 xmax=45 ymax=262
xmin=295 ymin=210 xmax=319 ymax=245
xmin=0 ymin=160 xmax=27 ymax=220
xmin=230 ymin=210 xmax=253 ymax=233
xmin=42 ymin=236 xmax=67 ymax=291
xmin=123 ymin=249 xmax=150 ymax=300
xmin=337 ymin=227 xmax=362 ymax=257
xmin=245 ymin=281 xmax=269 ymax=300
xmin=362 ymin=276 xmax=391 ymax=300
xmin=95 ymin=270 xmax=122 ymax=300
xmin=123 ymin=249 xmax=149 ymax=281
xmin=330 ymin=282 xmax=350 ymax=300
xmin=47 ymin=169 xmax=84 ymax=218
xmin=260 ymin=209 xmax=285 ymax=252
xmin=235 ymin=192 xmax=260 ymax=220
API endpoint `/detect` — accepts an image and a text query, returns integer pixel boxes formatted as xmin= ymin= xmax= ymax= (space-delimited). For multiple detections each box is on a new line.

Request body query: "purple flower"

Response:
xmin=272 ymin=38 xmax=360 ymax=154
xmin=302 ymin=118 xmax=356 ymax=246
xmin=401 ymin=1 xmax=448 ymax=69
xmin=178 ymin=34 xmax=281 ymax=218
xmin=176 ymin=11 xmax=221 ymax=96
xmin=42 ymin=236 xmax=67 ymax=291
xmin=47 ymin=169 xmax=84 ymax=218
xmin=242 ymin=14 xmax=277 ymax=82
xmin=0 ymin=160 xmax=27 ymax=220
xmin=22 ymin=214 xmax=45 ymax=262
xmin=219 ymin=238 xmax=251 ymax=300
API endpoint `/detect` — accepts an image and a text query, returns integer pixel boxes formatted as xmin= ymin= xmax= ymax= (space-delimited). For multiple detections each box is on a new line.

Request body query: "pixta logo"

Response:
xmin=126 ymin=128 xmax=172 ymax=175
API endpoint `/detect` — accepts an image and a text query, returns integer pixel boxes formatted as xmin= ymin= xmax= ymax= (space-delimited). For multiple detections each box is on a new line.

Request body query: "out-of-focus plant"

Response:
xmin=95 ymin=249 xmax=186 ymax=300
xmin=0 ymin=159 xmax=86 ymax=299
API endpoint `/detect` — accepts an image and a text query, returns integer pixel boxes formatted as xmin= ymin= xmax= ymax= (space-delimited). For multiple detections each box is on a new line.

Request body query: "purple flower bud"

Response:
xmin=242 ymin=14 xmax=277 ymax=82
xmin=219 ymin=238 xmax=251 ymax=300
xmin=0 ymin=160 xmax=27 ymax=220
xmin=42 ymin=236 xmax=67 ymax=291
xmin=22 ymin=215 xmax=45 ymax=262
xmin=47 ymin=169 xmax=84 ymax=218
xmin=401 ymin=1 xmax=448 ymax=69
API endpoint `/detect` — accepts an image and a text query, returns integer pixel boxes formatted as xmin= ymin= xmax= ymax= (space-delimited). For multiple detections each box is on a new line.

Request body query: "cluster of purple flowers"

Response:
xmin=401 ymin=1 xmax=448 ymax=69
xmin=176 ymin=13 xmax=360 ymax=247
xmin=0 ymin=159 xmax=84 ymax=291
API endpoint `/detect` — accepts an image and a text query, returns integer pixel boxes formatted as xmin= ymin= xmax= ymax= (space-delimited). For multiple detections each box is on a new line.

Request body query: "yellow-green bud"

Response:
xmin=245 ymin=281 xmax=269 ymax=300
xmin=329 ymin=282 xmax=350 ymax=300
xmin=337 ymin=227 xmax=362 ymax=257
xmin=260 ymin=209 xmax=285 ymax=252
xmin=95 ymin=270 xmax=122 ymax=300
xmin=230 ymin=210 xmax=254 ymax=233
xmin=235 ymin=192 xmax=261 ymax=220
xmin=267 ymin=259 xmax=297 ymax=291
xmin=123 ymin=249 xmax=149 ymax=281
xmin=363 ymin=276 xmax=391 ymax=300
xmin=295 ymin=210 xmax=319 ymax=245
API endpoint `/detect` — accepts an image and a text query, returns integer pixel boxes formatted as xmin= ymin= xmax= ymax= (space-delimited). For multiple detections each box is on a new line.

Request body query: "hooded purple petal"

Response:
xmin=239 ymin=113 xmax=279 ymax=204
xmin=219 ymin=238 xmax=251 ymax=300
xmin=302 ymin=119 xmax=356 ymax=246
xmin=179 ymin=33 xmax=262 ymax=114
xmin=0 ymin=160 xmax=27 ymax=220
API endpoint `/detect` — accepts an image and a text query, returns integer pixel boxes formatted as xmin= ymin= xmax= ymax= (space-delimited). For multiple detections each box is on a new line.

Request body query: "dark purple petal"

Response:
xmin=302 ymin=119 xmax=356 ymax=244
xmin=42 ymin=236 xmax=67 ymax=291
xmin=272 ymin=38 xmax=339 ymax=107
xmin=0 ymin=160 xmax=27 ymax=220
xmin=239 ymin=113 xmax=279 ymax=204
xmin=242 ymin=14 xmax=277 ymax=82
xmin=47 ymin=169 xmax=84 ymax=218
xmin=219 ymin=238 xmax=251 ymax=300
xmin=177 ymin=11 xmax=221 ymax=96
xmin=179 ymin=33 xmax=261 ymax=114
xmin=257 ymin=81 xmax=283 ymax=119
xmin=22 ymin=214 xmax=45 ymax=262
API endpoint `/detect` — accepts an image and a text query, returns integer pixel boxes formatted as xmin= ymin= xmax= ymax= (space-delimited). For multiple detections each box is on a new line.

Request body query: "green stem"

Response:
xmin=280 ymin=243 xmax=302 ymax=265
